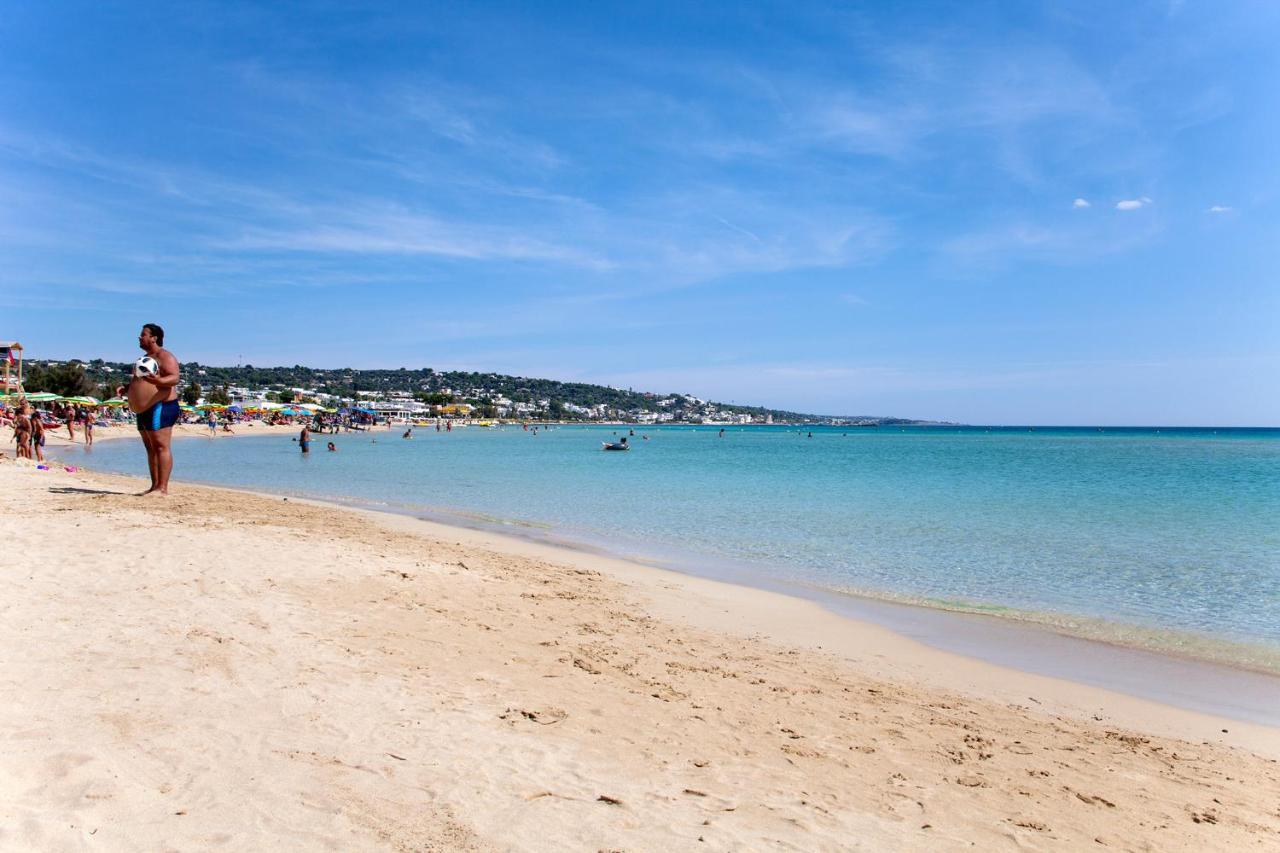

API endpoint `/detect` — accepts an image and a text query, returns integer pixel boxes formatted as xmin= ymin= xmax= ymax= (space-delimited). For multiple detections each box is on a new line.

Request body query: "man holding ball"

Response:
xmin=118 ymin=323 xmax=181 ymax=496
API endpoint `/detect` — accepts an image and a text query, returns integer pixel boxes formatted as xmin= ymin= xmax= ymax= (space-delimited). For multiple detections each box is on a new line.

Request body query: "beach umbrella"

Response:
xmin=196 ymin=403 xmax=228 ymax=410
xmin=63 ymin=395 xmax=100 ymax=406
xmin=180 ymin=404 xmax=198 ymax=412
xmin=102 ymin=397 xmax=128 ymax=406
xmin=23 ymin=392 xmax=60 ymax=402
xmin=227 ymin=405 xmax=243 ymax=412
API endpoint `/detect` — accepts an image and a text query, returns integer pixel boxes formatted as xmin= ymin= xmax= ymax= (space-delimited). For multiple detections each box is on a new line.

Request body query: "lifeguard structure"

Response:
xmin=0 ymin=341 xmax=24 ymax=398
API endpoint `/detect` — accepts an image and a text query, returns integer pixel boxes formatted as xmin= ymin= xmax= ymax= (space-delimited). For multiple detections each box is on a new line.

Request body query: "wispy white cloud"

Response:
xmin=941 ymin=214 xmax=1162 ymax=270
xmin=1207 ymin=205 xmax=1232 ymax=214
xmin=221 ymin=205 xmax=614 ymax=270
xmin=1115 ymin=196 xmax=1152 ymax=211
xmin=1073 ymin=198 xmax=1091 ymax=209
xmin=714 ymin=216 xmax=762 ymax=242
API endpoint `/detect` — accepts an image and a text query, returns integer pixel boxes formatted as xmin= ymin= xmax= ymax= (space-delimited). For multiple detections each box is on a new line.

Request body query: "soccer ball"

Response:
xmin=134 ymin=356 xmax=159 ymax=377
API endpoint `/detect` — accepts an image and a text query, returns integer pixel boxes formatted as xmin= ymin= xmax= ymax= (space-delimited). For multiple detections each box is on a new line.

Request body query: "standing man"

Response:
xmin=28 ymin=405 xmax=45 ymax=462
xmin=120 ymin=324 xmax=181 ymax=496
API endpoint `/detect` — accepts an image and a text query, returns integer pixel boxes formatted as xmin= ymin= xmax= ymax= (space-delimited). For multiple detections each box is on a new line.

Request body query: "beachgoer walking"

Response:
xmin=66 ymin=406 xmax=76 ymax=441
xmin=299 ymin=424 xmax=310 ymax=454
xmin=84 ymin=409 xmax=94 ymax=447
xmin=208 ymin=412 xmax=217 ymax=437
xmin=28 ymin=407 xmax=45 ymax=462
xmin=122 ymin=323 xmax=181 ymax=496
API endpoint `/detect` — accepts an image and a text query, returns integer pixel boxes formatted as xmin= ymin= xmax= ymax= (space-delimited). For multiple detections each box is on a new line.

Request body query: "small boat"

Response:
xmin=601 ymin=441 xmax=630 ymax=451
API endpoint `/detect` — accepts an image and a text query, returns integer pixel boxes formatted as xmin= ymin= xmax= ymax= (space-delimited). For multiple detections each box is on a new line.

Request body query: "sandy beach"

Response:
xmin=2 ymin=457 xmax=1278 ymax=851
xmin=35 ymin=420 xmax=304 ymax=448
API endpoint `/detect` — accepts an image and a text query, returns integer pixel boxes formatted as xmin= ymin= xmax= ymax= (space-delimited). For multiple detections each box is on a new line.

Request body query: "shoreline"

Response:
xmin=45 ymin=428 xmax=1280 ymax=720
xmin=18 ymin=447 xmax=1280 ymax=747
xmin=4 ymin=458 xmax=1279 ymax=849
xmin=272 ymin=494 xmax=1280 ymax=746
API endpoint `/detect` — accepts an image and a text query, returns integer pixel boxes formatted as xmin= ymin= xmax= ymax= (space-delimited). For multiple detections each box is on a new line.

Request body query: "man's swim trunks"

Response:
xmin=137 ymin=399 xmax=180 ymax=432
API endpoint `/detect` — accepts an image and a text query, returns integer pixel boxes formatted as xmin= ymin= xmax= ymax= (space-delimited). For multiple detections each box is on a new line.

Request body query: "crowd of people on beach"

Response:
xmin=1 ymin=396 xmax=394 ymax=457
xmin=1 ymin=400 xmax=106 ymax=461
xmin=5 ymin=324 xmax=533 ymax=483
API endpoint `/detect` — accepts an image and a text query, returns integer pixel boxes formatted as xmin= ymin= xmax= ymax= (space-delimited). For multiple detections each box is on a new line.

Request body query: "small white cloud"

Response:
xmin=1207 ymin=205 xmax=1232 ymax=214
xmin=1072 ymin=198 xmax=1091 ymax=209
xmin=1115 ymin=196 xmax=1152 ymax=211
xmin=840 ymin=293 xmax=868 ymax=306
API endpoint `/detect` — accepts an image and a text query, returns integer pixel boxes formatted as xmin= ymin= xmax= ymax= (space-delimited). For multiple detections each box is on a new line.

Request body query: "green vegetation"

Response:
xmin=22 ymin=361 xmax=99 ymax=398
xmin=24 ymin=357 xmax=926 ymax=424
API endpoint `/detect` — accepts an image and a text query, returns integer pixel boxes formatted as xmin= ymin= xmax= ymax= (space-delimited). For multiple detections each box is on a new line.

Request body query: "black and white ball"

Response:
xmin=134 ymin=356 xmax=159 ymax=377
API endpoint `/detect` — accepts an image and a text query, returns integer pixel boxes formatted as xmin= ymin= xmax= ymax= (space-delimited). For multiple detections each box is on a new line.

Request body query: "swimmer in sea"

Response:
xmin=327 ymin=441 xmax=337 ymax=452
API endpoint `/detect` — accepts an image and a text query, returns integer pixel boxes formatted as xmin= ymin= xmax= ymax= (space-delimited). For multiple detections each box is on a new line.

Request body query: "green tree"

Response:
xmin=24 ymin=362 xmax=97 ymax=397
xmin=181 ymin=381 xmax=202 ymax=405
xmin=208 ymin=384 xmax=232 ymax=405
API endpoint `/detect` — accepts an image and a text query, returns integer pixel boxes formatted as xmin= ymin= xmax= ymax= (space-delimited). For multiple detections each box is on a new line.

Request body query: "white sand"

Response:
xmin=1 ymin=458 xmax=1277 ymax=851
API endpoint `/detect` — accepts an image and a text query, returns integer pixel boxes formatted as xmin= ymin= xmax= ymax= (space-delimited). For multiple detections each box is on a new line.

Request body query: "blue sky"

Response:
xmin=1 ymin=1 xmax=1277 ymax=424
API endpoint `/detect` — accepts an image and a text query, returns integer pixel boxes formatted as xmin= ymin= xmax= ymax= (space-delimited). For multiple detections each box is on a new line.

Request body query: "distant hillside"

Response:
xmin=29 ymin=357 xmax=929 ymax=425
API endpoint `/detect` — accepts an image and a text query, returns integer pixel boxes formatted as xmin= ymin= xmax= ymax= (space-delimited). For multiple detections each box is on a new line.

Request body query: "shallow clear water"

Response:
xmin=74 ymin=424 xmax=1280 ymax=667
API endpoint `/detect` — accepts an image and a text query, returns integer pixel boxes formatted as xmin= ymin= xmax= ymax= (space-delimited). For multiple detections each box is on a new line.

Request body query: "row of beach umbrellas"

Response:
xmin=0 ymin=392 xmax=103 ymax=405
xmin=3 ymin=392 xmax=337 ymax=416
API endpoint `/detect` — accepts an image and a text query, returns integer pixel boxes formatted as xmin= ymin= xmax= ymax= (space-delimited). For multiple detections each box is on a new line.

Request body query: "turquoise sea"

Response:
xmin=73 ymin=425 xmax=1280 ymax=672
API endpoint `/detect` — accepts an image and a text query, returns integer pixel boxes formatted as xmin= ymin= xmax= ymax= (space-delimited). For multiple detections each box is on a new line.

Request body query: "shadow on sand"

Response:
xmin=46 ymin=486 xmax=132 ymax=496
